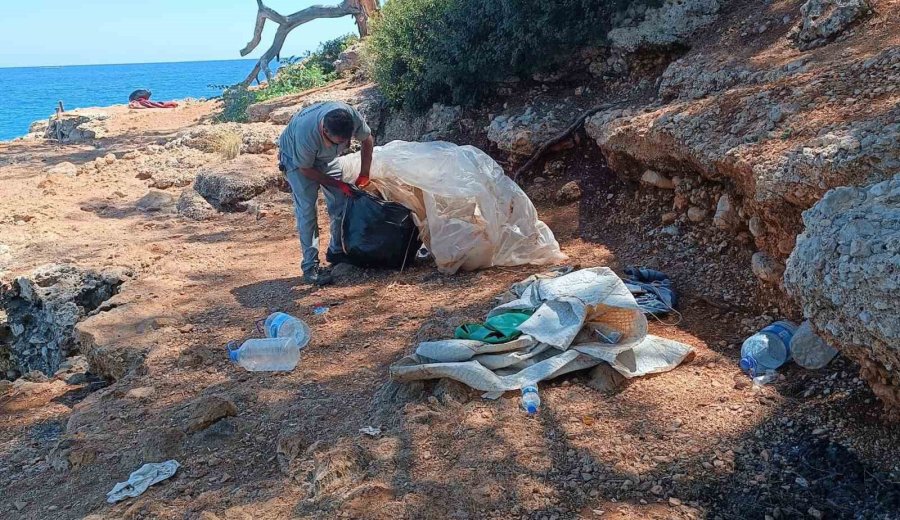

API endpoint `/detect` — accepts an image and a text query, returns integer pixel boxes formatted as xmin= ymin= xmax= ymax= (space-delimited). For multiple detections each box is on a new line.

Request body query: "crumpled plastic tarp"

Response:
xmin=390 ymin=267 xmax=693 ymax=394
xmin=107 ymin=460 xmax=180 ymax=503
xmin=338 ymin=141 xmax=567 ymax=274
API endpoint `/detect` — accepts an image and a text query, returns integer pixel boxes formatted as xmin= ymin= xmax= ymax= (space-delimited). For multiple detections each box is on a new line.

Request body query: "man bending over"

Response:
xmin=278 ymin=101 xmax=374 ymax=285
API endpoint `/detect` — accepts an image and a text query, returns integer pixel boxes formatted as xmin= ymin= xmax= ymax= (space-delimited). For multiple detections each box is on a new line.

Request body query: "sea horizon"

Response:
xmin=0 ymin=57 xmax=261 ymax=71
xmin=0 ymin=58 xmax=271 ymax=141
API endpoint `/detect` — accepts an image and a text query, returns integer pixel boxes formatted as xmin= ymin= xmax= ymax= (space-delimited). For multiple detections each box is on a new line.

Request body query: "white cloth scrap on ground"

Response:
xmin=106 ymin=460 xmax=180 ymax=503
xmin=338 ymin=141 xmax=567 ymax=273
xmin=390 ymin=267 xmax=693 ymax=394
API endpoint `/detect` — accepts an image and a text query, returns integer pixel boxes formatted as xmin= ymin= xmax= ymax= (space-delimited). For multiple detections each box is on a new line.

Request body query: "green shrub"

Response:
xmin=369 ymin=0 xmax=453 ymax=111
xmin=214 ymin=34 xmax=360 ymax=122
xmin=215 ymin=84 xmax=255 ymax=123
xmin=370 ymin=0 xmax=645 ymax=111
xmin=254 ymin=60 xmax=331 ymax=103
xmin=307 ymin=33 xmax=360 ymax=74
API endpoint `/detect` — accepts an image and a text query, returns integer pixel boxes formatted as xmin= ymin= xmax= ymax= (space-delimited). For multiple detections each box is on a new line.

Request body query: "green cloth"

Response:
xmin=454 ymin=312 xmax=532 ymax=344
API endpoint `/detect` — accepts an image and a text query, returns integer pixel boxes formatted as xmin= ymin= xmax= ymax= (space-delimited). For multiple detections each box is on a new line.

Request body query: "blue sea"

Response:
xmin=0 ymin=59 xmax=267 ymax=141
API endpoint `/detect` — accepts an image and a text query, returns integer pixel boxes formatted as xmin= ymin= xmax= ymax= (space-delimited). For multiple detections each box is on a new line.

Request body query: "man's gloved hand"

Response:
xmin=355 ymin=175 xmax=370 ymax=188
xmin=338 ymin=182 xmax=355 ymax=198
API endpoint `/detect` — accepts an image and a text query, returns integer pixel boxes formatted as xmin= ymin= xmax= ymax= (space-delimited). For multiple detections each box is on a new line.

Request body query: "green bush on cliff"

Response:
xmin=369 ymin=0 xmax=628 ymax=111
xmin=217 ymin=34 xmax=359 ymax=122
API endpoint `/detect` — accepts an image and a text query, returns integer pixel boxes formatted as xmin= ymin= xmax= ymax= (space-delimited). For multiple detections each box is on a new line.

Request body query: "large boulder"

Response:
xmin=785 ymin=175 xmax=900 ymax=415
xmin=333 ymin=43 xmax=362 ymax=75
xmin=486 ymin=106 xmax=567 ymax=159
xmin=193 ymin=155 xmax=281 ymax=211
xmin=176 ymin=187 xmax=218 ymax=221
xmin=0 ymin=265 xmax=129 ymax=376
xmin=791 ymin=0 xmax=871 ymax=50
xmin=607 ymin=0 xmax=721 ymax=52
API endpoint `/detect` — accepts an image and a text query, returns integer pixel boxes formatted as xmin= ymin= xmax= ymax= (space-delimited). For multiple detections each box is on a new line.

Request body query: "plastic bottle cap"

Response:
xmin=739 ymin=356 xmax=756 ymax=373
xmin=228 ymin=349 xmax=239 ymax=362
xmin=526 ymin=404 xmax=538 ymax=415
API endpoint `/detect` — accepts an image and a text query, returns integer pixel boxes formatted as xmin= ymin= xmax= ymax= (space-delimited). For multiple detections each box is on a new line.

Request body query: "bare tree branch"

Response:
xmin=240 ymin=0 xmax=378 ymax=86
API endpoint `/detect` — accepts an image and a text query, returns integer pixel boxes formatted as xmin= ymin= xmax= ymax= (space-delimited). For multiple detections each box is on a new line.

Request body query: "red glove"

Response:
xmin=338 ymin=183 xmax=354 ymax=198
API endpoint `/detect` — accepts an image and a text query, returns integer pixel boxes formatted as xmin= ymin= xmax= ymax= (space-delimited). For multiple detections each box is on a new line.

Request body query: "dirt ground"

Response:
xmin=1 ymin=98 xmax=899 ymax=520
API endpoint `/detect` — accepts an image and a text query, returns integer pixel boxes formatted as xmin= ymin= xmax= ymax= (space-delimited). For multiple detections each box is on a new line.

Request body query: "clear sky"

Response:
xmin=0 ymin=0 xmax=358 ymax=68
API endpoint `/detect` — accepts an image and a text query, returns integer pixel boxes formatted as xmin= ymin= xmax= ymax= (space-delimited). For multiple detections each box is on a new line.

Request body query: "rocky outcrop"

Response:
xmin=486 ymin=105 xmax=568 ymax=159
xmin=40 ymin=111 xmax=110 ymax=143
xmin=172 ymin=123 xmax=279 ymax=155
xmin=194 ymin=155 xmax=281 ymax=211
xmin=608 ymin=0 xmax=720 ymax=52
xmin=45 ymin=162 xmax=78 ymax=177
xmin=785 ymin=176 xmax=900 ymax=415
xmin=333 ymin=43 xmax=362 ymax=75
xmin=0 ymin=264 xmax=129 ymax=376
xmin=381 ymin=104 xmax=462 ymax=144
xmin=246 ymin=84 xmax=387 ymax=135
xmin=134 ymin=190 xmax=176 ymax=213
xmin=176 ymin=187 xmax=218 ymax=221
xmin=585 ymin=46 xmax=900 ymax=282
xmin=791 ymin=0 xmax=871 ymax=50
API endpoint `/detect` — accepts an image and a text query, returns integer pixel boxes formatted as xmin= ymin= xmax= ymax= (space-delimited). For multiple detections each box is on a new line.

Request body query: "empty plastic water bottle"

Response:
xmin=264 ymin=312 xmax=311 ymax=350
xmin=228 ymin=337 xmax=301 ymax=371
xmin=521 ymin=385 xmax=541 ymax=415
xmin=791 ymin=320 xmax=838 ymax=369
xmin=740 ymin=320 xmax=798 ymax=376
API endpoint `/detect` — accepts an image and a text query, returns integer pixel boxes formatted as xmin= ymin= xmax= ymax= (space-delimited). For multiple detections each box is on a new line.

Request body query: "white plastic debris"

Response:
xmin=106 ymin=460 xmax=180 ymax=503
xmin=390 ymin=267 xmax=693 ymax=392
xmin=359 ymin=426 xmax=382 ymax=437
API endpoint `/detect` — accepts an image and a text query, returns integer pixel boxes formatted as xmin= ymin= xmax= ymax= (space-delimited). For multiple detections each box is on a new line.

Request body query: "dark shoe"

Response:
xmin=303 ymin=266 xmax=333 ymax=286
xmin=325 ymin=250 xmax=351 ymax=266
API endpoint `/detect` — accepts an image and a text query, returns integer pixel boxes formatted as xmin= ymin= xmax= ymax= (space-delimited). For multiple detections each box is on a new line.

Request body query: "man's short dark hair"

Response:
xmin=323 ymin=109 xmax=354 ymax=141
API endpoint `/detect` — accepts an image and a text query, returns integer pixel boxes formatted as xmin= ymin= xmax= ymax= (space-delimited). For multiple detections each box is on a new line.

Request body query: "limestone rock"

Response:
xmin=53 ymin=355 xmax=90 ymax=385
xmin=608 ymin=0 xmax=721 ymax=52
xmin=135 ymin=190 xmax=176 ymax=213
xmin=174 ymin=123 xmax=279 ymax=155
xmin=713 ymin=193 xmax=738 ymax=230
xmin=147 ymin=169 xmax=194 ymax=190
xmin=74 ymin=295 xmax=166 ymax=381
xmin=585 ymin=46 xmax=900 ymax=263
xmin=641 ymin=170 xmax=675 ymax=190
xmin=557 ymin=181 xmax=583 ymax=203
xmin=791 ymin=0 xmax=871 ymax=50
xmin=687 ymin=206 xmax=707 ymax=222
xmin=42 ymin=110 xmax=110 ymax=143
xmin=126 ymin=386 xmax=156 ymax=400
xmin=176 ymin=187 xmax=218 ymax=221
xmin=785 ymin=176 xmax=900 ymax=414
xmin=29 ymin=119 xmax=49 ymax=134
xmin=587 ymin=363 xmax=627 ymax=393
xmin=246 ymin=84 xmax=386 ymax=133
xmin=0 ymin=264 xmax=128 ymax=375
xmin=381 ymin=103 xmax=461 ymax=144
xmin=333 ymin=43 xmax=362 ymax=74
xmin=45 ymin=162 xmax=78 ymax=177
xmin=751 ymin=251 xmax=784 ymax=284
xmin=184 ymin=395 xmax=238 ymax=433
xmin=194 ymin=155 xmax=280 ymax=211
xmin=486 ymin=106 xmax=566 ymax=158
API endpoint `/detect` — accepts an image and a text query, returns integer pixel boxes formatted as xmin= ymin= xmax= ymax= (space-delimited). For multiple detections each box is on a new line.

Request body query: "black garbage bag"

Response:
xmin=341 ymin=189 xmax=421 ymax=269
